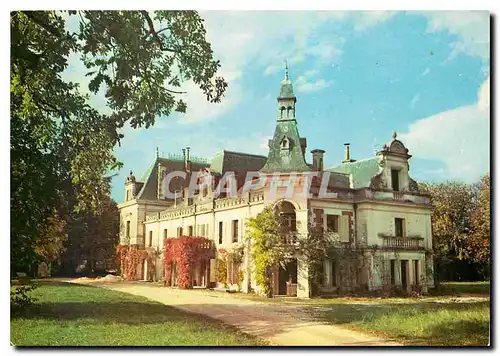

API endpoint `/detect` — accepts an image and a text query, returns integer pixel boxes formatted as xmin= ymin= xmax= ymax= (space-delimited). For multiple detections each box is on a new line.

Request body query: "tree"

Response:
xmin=420 ymin=181 xmax=475 ymax=260
xmin=420 ymin=179 xmax=489 ymax=281
xmin=60 ymin=196 xmax=119 ymax=275
xmin=245 ymin=205 xmax=287 ymax=297
xmin=11 ymin=11 xmax=227 ymax=274
xmin=468 ymin=174 xmax=490 ymax=278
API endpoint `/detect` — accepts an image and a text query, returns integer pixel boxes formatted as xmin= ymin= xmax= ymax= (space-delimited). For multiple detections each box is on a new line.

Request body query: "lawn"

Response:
xmin=11 ymin=281 xmax=265 ymax=346
xmin=187 ymin=287 xmax=490 ymax=346
xmin=437 ymin=281 xmax=490 ymax=295
xmin=302 ymin=297 xmax=490 ymax=346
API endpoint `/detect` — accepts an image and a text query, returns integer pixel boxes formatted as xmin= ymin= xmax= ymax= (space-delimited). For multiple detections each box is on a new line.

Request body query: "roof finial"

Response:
xmin=156 ymin=146 xmax=159 ymax=158
xmin=392 ymin=131 xmax=397 ymax=139
xmin=284 ymin=59 xmax=289 ymax=80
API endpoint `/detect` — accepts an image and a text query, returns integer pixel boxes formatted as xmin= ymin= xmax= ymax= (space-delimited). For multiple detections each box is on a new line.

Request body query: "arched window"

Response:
xmin=287 ymin=106 xmax=293 ymax=118
xmin=280 ymin=106 xmax=286 ymax=118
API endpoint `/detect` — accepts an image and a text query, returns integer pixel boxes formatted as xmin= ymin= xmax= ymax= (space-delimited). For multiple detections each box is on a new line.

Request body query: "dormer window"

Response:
xmin=391 ymin=169 xmax=400 ymax=191
xmin=281 ymin=136 xmax=291 ymax=150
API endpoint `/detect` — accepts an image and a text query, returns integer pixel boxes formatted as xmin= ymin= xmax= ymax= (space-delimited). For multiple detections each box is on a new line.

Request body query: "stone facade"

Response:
xmin=117 ymin=68 xmax=434 ymax=297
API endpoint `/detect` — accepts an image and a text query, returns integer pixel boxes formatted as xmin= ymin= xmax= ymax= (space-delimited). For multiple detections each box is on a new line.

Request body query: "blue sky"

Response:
xmin=64 ymin=11 xmax=490 ymax=203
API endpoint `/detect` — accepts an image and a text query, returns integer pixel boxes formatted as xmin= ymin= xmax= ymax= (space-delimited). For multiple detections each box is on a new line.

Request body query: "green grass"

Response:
xmin=190 ymin=287 xmax=490 ymax=346
xmin=302 ymin=298 xmax=490 ymax=346
xmin=11 ymin=281 xmax=265 ymax=346
xmin=436 ymin=281 xmax=490 ymax=295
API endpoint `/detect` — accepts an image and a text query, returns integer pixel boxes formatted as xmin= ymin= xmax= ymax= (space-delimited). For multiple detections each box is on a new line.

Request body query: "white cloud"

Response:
xmin=422 ymin=11 xmax=490 ymax=61
xmin=478 ymin=75 xmax=490 ymax=111
xmin=399 ymin=76 xmax=490 ymax=182
xmin=296 ymin=77 xmax=334 ymax=93
xmin=410 ymin=94 xmax=420 ymax=108
xmin=421 ymin=67 xmax=431 ymax=76
xmin=177 ymin=69 xmax=243 ymax=124
xmin=352 ymin=11 xmax=397 ymax=31
xmin=63 ymin=11 xmax=399 ymax=126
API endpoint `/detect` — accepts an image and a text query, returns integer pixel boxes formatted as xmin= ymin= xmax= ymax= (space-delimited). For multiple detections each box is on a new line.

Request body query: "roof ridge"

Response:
xmin=210 ymin=149 xmax=267 ymax=159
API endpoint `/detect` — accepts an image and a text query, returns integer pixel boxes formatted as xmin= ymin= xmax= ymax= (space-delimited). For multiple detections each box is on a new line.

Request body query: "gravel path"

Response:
xmin=73 ymin=280 xmax=401 ymax=346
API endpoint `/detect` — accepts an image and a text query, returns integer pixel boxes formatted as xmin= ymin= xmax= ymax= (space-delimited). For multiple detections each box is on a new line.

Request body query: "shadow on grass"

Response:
xmin=301 ymin=300 xmax=490 ymax=346
xmin=426 ymin=319 xmax=490 ymax=346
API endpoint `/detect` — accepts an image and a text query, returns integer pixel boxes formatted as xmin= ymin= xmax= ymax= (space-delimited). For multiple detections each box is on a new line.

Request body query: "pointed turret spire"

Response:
xmin=262 ymin=63 xmax=309 ymax=173
xmin=278 ymin=61 xmax=296 ymax=102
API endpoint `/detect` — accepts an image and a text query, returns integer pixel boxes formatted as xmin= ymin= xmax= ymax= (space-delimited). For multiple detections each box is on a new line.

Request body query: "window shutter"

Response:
xmin=340 ymin=215 xmax=350 ymax=242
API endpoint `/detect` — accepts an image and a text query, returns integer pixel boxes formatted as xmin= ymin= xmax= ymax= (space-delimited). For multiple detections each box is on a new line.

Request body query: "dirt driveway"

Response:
xmin=72 ymin=280 xmax=401 ymax=346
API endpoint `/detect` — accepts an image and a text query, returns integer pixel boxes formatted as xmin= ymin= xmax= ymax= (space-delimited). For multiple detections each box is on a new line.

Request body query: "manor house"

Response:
xmin=117 ymin=68 xmax=434 ymax=297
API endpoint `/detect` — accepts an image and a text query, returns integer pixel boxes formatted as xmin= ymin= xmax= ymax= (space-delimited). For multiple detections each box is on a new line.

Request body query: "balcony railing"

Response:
xmin=361 ymin=189 xmax=431 ymax=205
xmin=379 ymin=234 xmax=425 ymax=250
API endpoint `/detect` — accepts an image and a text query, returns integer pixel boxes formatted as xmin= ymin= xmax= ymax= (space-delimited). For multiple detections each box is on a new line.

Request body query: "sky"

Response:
xmin=62 ymin=11 xmax=490 ymax=203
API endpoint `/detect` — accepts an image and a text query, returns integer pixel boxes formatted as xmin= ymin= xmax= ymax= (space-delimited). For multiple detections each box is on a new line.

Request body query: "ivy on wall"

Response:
xmin=163 ymin=236 xmax=214 ymax=289
xmin=116 ymin=244 xmax=149 ymax=281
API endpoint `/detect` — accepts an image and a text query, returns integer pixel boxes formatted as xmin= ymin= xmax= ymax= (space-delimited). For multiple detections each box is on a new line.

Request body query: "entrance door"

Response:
xmin=278 ymin=267 xmax=287 ymax=295
xmin=401 ymin=260 xmax=408 ymax=290
xmin=276 ymin=260 xmax=298 ymax=296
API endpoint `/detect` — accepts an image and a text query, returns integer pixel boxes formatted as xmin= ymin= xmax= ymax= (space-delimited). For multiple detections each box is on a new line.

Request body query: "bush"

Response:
xmin=11 ymin=284 xmax=38 ymax=314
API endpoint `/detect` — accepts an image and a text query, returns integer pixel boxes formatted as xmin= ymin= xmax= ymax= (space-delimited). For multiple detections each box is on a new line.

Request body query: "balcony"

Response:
xmin=379 ymin=234 xmax=425 ymax=250
xmin=361 ymin=189 xmax=431 ymax=205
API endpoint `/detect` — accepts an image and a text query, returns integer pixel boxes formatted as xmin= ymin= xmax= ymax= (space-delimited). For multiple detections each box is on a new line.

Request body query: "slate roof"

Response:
xmin=134 ymin=151 xmax=267 ymax=201
xmin=279 ymin=78 xmax=295 ymax=99
xmin=327 ymin=157 xmax=381 ymax=189
xmin=210 ymin=150 xmax=267 ymax=175
xmin=135 ymin=157 xmax=210 ymax=200
xmin=261 ymin=120 xmax=310 ymax=173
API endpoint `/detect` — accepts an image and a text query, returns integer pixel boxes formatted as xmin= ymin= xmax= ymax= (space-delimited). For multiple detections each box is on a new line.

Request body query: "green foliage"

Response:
xmin=420 ymin=175 xmax=490 ymax=281
xmin=469 ymin=174 xmax=490 ymax=269
xmin=217 ymin=258 xmax=227 ymax=287
xmin=11 ymin=11 xmax=226 ymax=274
xmin=237 ymin=270 xmax=244 ymax=290
xmin=62 ymin=196 xmax=119 ymax=275
xmin=245 ymin=205 xmax=288 ymax=297
xmin=10 ymin=284 xmax=39 ymax=314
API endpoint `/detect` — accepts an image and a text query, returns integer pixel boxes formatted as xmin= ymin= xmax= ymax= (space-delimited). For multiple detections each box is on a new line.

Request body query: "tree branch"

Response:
xmin=140 ymin=11 xmax=180 ymax=54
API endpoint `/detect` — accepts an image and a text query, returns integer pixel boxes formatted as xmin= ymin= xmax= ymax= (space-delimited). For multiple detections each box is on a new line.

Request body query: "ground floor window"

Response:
xmin=322 ymin=260 xmax=338 ymax=287
xmin=390 ymin=259 xmax=396 ymax=285
xmin=414 ymin=260 xmax=420 ymax=285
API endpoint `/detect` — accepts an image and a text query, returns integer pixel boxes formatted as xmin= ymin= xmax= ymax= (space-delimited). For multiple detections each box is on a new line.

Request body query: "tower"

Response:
xmin=261 ymin=62 xmax=310 ymax=173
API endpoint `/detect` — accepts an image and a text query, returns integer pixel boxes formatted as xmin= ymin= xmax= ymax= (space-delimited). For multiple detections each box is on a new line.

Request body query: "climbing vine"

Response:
xmin=116 ymin=244 xmax=148 ymax=281
xmin=245 ymin=205 xmax=294 ymax=297
xmin=217 ymin=255 xmax=228 ymax=287
xmin=163 ymin=236 xmax=215 ymax=289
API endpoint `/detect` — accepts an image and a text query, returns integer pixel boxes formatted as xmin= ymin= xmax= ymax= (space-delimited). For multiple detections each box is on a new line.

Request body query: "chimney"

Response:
xmin=185 ymin=146 xmax=191 ymax=172
xmin=157 ymin=162 xmax=162 ymax=199
xmin=311 ymin=149 xmax=325 ymax=171
xmin=343 ymin=143 xmax=354 ymax=163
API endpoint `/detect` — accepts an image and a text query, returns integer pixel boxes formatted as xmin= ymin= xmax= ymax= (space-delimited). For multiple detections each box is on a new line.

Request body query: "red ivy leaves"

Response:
xmin=116 ymin=244 xmax=149 ymax=281
xmin=163 ymin=236 xmax=214 ymax=289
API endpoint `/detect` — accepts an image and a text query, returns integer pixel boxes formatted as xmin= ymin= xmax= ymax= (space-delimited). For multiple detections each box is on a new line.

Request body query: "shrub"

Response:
xmin=11 ymin=284 xmax=38 ymax=314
